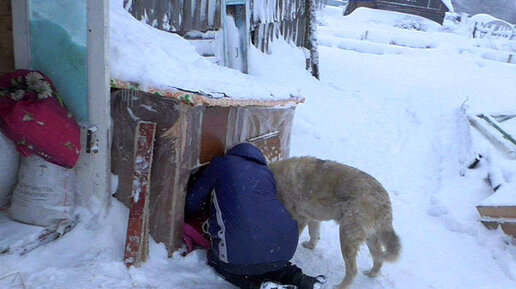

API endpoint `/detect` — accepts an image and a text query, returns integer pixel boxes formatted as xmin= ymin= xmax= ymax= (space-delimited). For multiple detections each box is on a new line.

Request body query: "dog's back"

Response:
xmin=270 ymin=157 xmax=392 ymax=225
xmin=269 ymin=157 xmax=400 ymax=289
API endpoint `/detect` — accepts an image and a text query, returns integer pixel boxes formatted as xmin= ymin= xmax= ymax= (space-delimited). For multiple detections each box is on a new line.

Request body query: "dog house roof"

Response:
xmin=110 ymin=79 xmax=303 ymax=107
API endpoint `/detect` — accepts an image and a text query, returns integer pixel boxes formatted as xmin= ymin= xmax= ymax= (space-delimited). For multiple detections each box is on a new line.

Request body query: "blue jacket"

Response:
xmin=186 ymin=143 xmax=298 ymax=275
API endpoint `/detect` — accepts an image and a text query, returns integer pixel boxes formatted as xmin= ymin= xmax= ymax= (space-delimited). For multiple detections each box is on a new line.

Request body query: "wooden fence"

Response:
xmin=123 ymin=0 xmax=221 ymax=34
xmin=124 ymin=0 xmax=307 ymax=50
xmin=123 ymin=0 xmax=319 ymax=77
xmin=473 ymin=20 xmax=516 ymax=40
xmin=251 ymin=0 xmax=307 ymax=52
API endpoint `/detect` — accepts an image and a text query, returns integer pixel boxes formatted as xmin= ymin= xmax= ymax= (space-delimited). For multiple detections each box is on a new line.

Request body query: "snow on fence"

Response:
xmin=251 ymin=0 xmax=307 ymax=52
xmin=123 ymin=0 xmax=310 ymax=52
xmin=318 ymin=27 xmax=437 ymax=55
xmin=123 ymin=0 xmax=222 ymax=34
xmin=472 ymin=20 xmax=516 ymax=41
xmin=123 ymin=0 xmax=320 ymax=78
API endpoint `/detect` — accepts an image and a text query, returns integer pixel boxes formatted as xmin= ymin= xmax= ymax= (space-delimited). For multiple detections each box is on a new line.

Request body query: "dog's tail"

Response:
xmin=380 ymin=228 xmax=401 ymax=262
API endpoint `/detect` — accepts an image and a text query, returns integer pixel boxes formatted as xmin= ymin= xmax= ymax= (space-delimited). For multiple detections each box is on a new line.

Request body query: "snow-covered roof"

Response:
xmin=109 ymin=0 xmax=303 ymax=106
xmin=344 ymin=7 xmax=442 ymax=31
xmin=469 ymin=13 xmax=514 ymax=27
xmin=478 ymin=182 xmax=516 ymax=206
xmin=111 ymin=79 xmax=303 ymax=107
xmin=440 ymin=0 xmax=454 ymax=13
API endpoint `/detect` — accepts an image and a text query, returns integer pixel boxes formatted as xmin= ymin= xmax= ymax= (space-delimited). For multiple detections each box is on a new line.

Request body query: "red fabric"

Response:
xmin=183 ymin=223 xmax=211 ymax=253
xmin=183 ymin=206 xmax=211 ymax=253
xmin=0 ymin=70 xmax=81 ymax=168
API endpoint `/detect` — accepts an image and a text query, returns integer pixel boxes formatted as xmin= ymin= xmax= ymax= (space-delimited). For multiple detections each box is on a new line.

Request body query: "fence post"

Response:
xmin=223 ymin=0 xmax=250 ymax=73
xmin=305 ymin=0 xmax=319 ymax=79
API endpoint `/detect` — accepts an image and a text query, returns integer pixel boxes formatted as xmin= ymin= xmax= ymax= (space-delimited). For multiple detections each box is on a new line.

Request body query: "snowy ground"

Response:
xmin=2 ymin=4 xmax=516 ymax=289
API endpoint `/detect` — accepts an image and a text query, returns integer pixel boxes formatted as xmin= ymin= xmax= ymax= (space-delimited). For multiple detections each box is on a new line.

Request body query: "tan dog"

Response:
xmin=269 ymin=157 xmax=401 ymax=289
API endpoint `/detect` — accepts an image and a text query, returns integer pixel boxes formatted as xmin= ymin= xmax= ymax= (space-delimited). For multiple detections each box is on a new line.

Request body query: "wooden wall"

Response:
xmin=345 ymin=0 xmax=449 ymax=24
xmin=0 ymin=0 xmax=15 ymax=74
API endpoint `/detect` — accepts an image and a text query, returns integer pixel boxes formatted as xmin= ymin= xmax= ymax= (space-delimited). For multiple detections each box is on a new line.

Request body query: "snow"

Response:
xmin=469 ymin=13 xmax=512 ymax=26
xmin=480 ymin=182 xmax=516 ymax=206
xmin=110 ymin=0 xmax=300 ymax=100
xmin=2 ymin=2 xmax=516 ymax=289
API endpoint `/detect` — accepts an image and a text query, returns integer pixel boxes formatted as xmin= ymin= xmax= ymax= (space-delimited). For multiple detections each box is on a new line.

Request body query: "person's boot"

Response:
xmin=260 ymin=281 xmax=298 ymax=289
xmin=291 ymin=273 xmax=327 ymax=289
xmin=312 ymin=275 xmax=327 ymax=289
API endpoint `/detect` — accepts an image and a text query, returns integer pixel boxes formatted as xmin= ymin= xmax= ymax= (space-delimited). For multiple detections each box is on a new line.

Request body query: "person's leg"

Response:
xmin=210 ymin=265 xmax=263 ymax=289
xmin=266 ymin=262 xmax=324 ymax=289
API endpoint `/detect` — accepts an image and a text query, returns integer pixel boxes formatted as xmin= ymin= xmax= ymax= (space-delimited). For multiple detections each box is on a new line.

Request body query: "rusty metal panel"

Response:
xmin=200 ymin=106 xmax=230 ymax=164
xmin=226 ymin=106 xmax=295 ymax=161
xmin=249 ymin=134 xmax=282 ymax=163
xmin=112 ymin=90 xmax=182 ymax=206
xmin=111 ymin=89 xmax=204 ymax=256
xmin=123 ymin=121 xmax=157 ymax=268
xmin=166 ymin=103 xmax=204 ymax=255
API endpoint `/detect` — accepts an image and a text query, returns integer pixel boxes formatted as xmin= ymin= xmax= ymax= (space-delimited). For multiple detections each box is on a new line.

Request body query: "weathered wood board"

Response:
xmin=123 ymin=121 xmax=157 ymax=268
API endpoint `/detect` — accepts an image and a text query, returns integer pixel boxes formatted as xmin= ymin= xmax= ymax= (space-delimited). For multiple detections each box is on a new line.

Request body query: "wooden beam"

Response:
xmin=86 ymin=0 xmax=112 ymax=215
xmin=124 ymin=121 xmax=157 ymax=268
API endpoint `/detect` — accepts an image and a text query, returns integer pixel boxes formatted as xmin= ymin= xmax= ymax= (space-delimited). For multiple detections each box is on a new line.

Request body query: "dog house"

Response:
xmin=344 ymin=0 xmax=452 ymax=25
xmin=110 ymin=82 xmax=302 ymax=256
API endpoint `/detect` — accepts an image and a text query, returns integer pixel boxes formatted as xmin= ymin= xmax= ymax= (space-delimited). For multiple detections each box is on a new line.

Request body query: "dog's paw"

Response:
xmin=302 ymin=241 xmax=316 ymax=249
xmin=363 ymin=269 xmax=379 ymax=278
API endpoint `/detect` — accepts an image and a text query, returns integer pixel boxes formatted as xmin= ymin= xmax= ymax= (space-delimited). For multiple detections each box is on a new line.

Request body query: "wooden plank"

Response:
xmin=214 ymin=0 xmax=222 ymax=27
xmin=202 ymin=0 xmax=210 ymax=31
xmin=183 ymin=0 xmax=193 ymax=32
xmin=193 ymin=0 xmax=202 ymax=30
xmin=157 ymin=0 xmax=170 ymax=31
xmin=481 ymin=221 xmax=516 ymax=238
xmin=123 ymin=121 xmax=157 ymax=268
xmin=500 ymin=222 xmax=516 ymax=237
xmin=172 ymin=0 xmax=183 ymax=32
xmin=477 ymin=206 xmax=516 ymax=219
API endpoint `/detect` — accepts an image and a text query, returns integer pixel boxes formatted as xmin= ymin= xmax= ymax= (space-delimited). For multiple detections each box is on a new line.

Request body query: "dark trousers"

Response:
xmin=211 ymin=262 xmax=315 ymax=289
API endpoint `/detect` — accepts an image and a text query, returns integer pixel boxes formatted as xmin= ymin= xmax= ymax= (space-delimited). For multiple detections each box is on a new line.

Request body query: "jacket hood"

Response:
xmin=227 ymin=143 xmax=267 ymax=165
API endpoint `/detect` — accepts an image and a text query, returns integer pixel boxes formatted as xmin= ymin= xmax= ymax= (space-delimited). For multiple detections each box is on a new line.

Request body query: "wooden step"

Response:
xmin=477 ymin=205 xmax=516 ymax=238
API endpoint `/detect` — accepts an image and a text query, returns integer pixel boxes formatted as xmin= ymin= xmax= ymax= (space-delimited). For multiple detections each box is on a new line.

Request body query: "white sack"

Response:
xmin=0 ymin=132 xmax=19 ymax=208
xmin=9 ymin=156 xmax=74 ymax=227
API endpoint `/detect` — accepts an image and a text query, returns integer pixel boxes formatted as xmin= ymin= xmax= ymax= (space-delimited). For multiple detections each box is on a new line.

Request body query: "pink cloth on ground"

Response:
xmin=183 ymin=223 xmax=211 ymax=253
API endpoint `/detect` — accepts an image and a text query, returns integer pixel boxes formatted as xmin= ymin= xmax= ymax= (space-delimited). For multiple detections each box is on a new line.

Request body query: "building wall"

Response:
xmin=345 ymin=0 xmax=448 ymax=24
xmin=0 ymin=0 xmax=15 ymax=74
